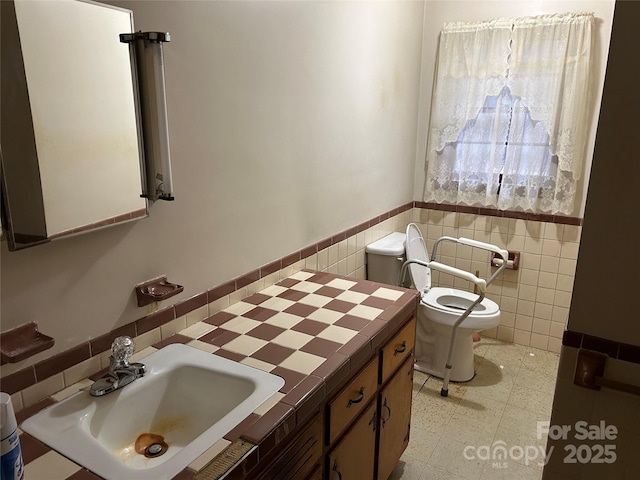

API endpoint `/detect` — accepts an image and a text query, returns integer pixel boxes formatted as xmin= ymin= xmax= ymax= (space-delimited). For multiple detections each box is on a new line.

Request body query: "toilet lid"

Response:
xmin=405 ymin=223 xmax=431 ymax=292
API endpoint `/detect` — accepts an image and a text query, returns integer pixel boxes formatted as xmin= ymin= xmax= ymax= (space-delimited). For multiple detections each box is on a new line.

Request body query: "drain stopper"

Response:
xmin=146 ymin=443 xmax=164 ymax=456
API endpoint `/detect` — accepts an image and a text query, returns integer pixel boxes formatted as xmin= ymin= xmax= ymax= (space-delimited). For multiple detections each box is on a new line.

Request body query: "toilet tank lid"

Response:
xmin=365 ymin=232 xmax=406 ymax=256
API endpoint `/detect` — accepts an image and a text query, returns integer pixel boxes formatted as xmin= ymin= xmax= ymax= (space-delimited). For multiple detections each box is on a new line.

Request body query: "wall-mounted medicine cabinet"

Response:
xmin=1 ymin=0 xmax=173 ymax=251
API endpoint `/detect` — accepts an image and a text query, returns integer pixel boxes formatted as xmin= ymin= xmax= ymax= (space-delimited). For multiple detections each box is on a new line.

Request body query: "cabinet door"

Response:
xmin=377 ymin=354 xmax=414 ymax=480
xmin=328 ymin=401 xmax=377 ymax=480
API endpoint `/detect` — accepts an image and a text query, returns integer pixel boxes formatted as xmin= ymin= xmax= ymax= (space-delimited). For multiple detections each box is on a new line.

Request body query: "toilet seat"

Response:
xmin=421 ymin=287 xmax=500 ymax=330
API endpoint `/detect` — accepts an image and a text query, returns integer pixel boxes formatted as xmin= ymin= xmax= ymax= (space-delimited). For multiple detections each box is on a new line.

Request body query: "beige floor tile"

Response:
xmin=451 ymin=394 xmax=507 ymax=429
xmin=492 ymin=424 xmax=549 ymax=471
xmin=413 ymin=370 xmax=429 ymax=395
xmin=412 ymin=388 xmax=461 ymax=433
xmin=508 ymin=384 xmax=555 ymax=416
xmin=424 ymin=375 xmax=469 ymax=399
xmin=398 ymin=342 xmax=559 ymax=480
xmin=520 ymin=349 xmax=560 ymax=376
xmin=418 ymin=462 xmax=468 ymax=480
xmin=514 ymin=368 xmax=556 ymax=395
xmin=402 ymin=425 xmax=442 ymax=462
xmin=483 ymin=347 xmax=527 ymax=368
xmin=500 ymin=404 xmax=551 ymax=437
xmin=463 ymin=366 xmax=516 ymax=403
xmin=443 ymin=416 xmax=499 ymax=447
xmin=388 ymin=458 xmax=428 ymax=480
xmin=479 ymin=460 xmax=542 ymax=479
xmin=428 ymin=435 xmax=487 ymax=480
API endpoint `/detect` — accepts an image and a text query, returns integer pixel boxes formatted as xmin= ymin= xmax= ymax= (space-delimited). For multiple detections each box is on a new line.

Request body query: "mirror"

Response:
xmin=1 ymin=0 xmax=147 ymax=251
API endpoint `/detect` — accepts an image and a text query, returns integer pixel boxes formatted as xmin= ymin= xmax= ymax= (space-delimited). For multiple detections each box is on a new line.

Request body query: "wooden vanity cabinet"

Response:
xmin=248 ymin=314 xmax=417 ymax=480
xmin=326 ymin=316 xmax=416 ymax=480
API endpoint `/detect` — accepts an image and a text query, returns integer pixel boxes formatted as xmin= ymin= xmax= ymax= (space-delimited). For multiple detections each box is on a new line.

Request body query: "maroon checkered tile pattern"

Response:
xmin=196 ymin=270 xmax=407 ymax=393
xmin=17 ymin=270 xmax=417 ymax=479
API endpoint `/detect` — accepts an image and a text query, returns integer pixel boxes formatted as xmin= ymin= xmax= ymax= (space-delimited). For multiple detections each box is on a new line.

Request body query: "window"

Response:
xmin=424 ymin=13 xmax=593 ymax=215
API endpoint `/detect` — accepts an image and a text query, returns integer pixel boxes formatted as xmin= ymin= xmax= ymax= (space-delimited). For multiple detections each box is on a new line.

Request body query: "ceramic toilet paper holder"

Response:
xmin=490 ymin=250 xmax=520 ymax=270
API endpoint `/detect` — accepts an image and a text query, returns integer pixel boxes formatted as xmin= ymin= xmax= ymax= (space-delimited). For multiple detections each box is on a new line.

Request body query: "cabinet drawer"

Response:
xmin=327 ymin=357 xmax=378 ymax=444
xmin=380 ymin=317 xmax=416 ymax=383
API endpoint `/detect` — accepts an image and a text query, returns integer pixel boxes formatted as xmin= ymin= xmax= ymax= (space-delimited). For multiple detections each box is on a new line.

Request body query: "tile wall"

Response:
xmin=4 ymin=204 xmax=581 ymax=413
xmin=412 ymin=208 xmax=581 ymax=354
xmin=5 ymin=208 xmax=413 ymax=413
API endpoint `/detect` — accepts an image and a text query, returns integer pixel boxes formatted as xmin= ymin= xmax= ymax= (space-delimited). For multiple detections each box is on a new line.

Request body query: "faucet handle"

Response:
xmin=111 ymin=336 xmax=135 ymax=364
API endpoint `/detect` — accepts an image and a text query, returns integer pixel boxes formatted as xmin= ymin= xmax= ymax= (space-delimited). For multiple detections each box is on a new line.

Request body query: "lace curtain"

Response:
xmin=424 ymin=12 xmax=594 ymax=215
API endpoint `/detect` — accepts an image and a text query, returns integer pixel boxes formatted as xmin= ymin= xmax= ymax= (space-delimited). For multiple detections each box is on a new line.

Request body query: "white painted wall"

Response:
xmin=0 ymin=0 xmax=424 ymax=372
xmin=413 ymin=0 xmax=616 ymax=217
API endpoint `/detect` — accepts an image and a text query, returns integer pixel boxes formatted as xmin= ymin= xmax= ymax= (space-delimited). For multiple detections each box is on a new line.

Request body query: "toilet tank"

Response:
xmin=366 ymin=232 xmax=407 ymax=287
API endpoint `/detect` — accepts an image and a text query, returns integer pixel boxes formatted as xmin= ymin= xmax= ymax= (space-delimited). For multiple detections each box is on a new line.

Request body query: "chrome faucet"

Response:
xmin=90 ymin=336 xmax=146 ymax=397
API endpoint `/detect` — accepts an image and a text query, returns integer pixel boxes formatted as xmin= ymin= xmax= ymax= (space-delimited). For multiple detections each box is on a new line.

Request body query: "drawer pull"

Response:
xmin=333 ymin=459 xmax=343 ymax=480
xmin=394 ymin=341 xmax=407 ymax=356
xmin=347 ymin=387 xmax=365 ymax=407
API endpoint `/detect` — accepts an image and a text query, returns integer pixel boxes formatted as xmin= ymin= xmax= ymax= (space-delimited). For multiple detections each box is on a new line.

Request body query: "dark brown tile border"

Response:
xmin=90 ymin=324 xmax=137 ymax=356
xmin=2 ymin=201 xmax=417 ymax=403
xmin=15 ymin=398 xmax=55 ymax=425
xmin=311 ymin=352 xmax=350 ymax=397
xmin=281 ymin=375 xmax=325 ymax=426
xmin=223 ymin=413 xmax=260 ymax=442
xmin=281 ymin=251 xmax=301 ymax=269
xmin=562 ymin=330 xmax=640 ymax=365
xmin=2 ymin=366 xmax=36 ymax=395
xmin=136 ymin=306 xmax=175 ymax=335
xmin=34 ymin=343 xmax=91 ymax=382
xmin=208 ymin=281 xmax=236 ymax=302
xmin=414 ymin=201 xmax=583 ymax=226
xmin=175 ymin=292 xmax=208 ymax=318
xmin=235 ymin=269 xmax=260 ymax=290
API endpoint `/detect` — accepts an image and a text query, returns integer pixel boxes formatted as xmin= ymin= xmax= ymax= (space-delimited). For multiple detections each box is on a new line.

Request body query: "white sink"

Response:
xmin=22 ymin=344 xmax=285 ymax=480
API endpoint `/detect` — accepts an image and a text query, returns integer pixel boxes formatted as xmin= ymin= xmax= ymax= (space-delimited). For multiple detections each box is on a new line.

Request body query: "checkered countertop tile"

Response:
xmin=17 ymin=270 xmax=418 ymax=480
xmin=197 ymin=271 xmax=408 ymax=393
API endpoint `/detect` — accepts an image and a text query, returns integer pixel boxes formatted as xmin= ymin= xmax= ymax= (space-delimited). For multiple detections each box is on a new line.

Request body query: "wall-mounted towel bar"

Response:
xmin=574 ymin=349 xmax=640 ymax=396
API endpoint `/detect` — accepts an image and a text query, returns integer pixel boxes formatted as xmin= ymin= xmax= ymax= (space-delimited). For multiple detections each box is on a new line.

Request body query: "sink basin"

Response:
xmin=22 ymin=344 xmax=285 ymax=479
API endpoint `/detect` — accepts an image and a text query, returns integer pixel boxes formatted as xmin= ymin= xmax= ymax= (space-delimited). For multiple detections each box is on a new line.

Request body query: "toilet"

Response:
xmin=404 ymin=223 xmax=501 ymax=382
xmin=366 ymin=227 xmax=504 ymax=385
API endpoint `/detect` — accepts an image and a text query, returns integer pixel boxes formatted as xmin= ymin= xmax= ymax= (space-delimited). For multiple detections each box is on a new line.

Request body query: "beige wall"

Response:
xmin=0 ymin=0 xmax=424 ymax=374
xmin=414 ymin=0 xmax=616 ymax=217
xmin=7 ymin=210 xmax=413 ymax=411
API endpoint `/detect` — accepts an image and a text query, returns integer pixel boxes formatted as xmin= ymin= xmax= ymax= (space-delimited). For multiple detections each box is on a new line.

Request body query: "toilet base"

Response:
xmin=414 ymin=312 xmax=479 ymax=383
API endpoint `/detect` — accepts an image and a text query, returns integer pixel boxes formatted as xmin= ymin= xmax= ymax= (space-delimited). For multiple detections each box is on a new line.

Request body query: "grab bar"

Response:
xmin=574 ymin=349 xmax=640 ymax=397
xmin=399 ymin=259 xmax=487 ymax=294
xmin=430 ymin=236 xmax=509 ymax=287
xmin=594 ymin=377 xmax=640 ymax=396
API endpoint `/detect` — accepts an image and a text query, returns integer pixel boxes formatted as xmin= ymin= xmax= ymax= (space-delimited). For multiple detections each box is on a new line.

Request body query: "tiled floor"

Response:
xmin=390 ymin=338 xmax=560 ymax=480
